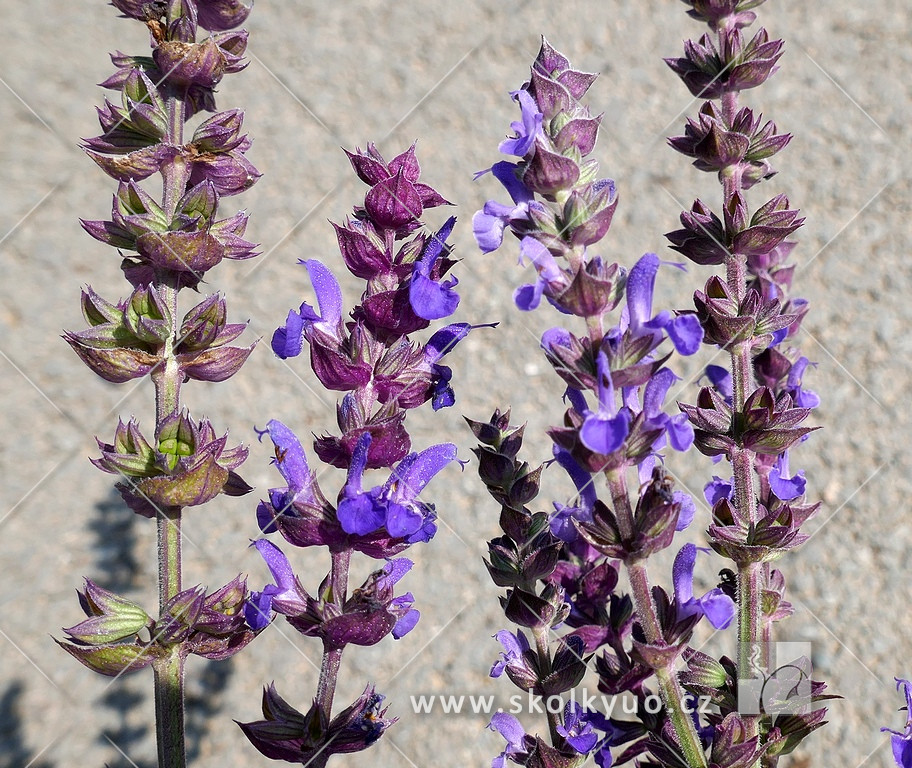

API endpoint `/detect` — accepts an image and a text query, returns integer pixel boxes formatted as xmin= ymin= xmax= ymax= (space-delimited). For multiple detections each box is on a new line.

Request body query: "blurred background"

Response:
xmin=1 ymin=1 xmax=908 ymax=766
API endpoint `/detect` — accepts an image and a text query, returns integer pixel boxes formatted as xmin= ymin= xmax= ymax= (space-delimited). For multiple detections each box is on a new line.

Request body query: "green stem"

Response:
xmin=605 ymin=470 xmax=707 ymax=768
xmin=153 ymin=648 xmax=186 ymax=768
xmin=157 ymin=506 xmax=182 ymax=608
xmin=150 ymin=39 xmax=190 ymax=767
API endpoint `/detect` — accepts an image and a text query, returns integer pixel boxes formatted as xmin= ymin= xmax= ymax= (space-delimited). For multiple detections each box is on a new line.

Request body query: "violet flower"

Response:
xmin=336 ymin=432 xmax=459 ymax=539
xmin=672 ymin=544 xmax=735 ymax=630
xmin=884 ymin=679 xmax=912 ymax=768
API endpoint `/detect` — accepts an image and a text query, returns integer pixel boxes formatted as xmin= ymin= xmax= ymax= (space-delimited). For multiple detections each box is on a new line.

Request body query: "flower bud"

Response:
xmin=93 ymin=412 xmax=251 ymax=517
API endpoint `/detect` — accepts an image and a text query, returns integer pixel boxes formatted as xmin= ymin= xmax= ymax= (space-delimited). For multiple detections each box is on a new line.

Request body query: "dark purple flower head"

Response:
xmin=345 ymin=143 xmax=451 ymax=235
xmin=672 ymin=543 xmax=735 ymax=629
xmin=529 ymin=37 xmax=598 ymax=120
xmin=239 ymin=683 xmax=395 ymax=764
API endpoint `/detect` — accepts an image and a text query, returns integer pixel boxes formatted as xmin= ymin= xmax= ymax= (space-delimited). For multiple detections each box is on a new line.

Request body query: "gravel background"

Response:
xmin=1 ymin=2 xmax=909 ymax=767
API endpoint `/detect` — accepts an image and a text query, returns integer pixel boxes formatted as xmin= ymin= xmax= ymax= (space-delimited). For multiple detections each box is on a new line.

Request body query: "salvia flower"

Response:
xmin=336 ymin=432 xmax=458 ymax=540
xmin=672 ymin=544 xmax=736 ymax=630
xmin=238 ymin=683 xmax=394 ymax=766
xmin=883 ymin=678 xmax=912 ymax=768
xmin=246 ymin=539 xmax=420 ymax=648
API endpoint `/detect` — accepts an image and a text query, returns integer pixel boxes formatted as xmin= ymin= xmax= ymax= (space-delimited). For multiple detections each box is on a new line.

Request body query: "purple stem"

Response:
xmin=315 ymin=549 xmax=352 ymax=715
xmin=720 ymin=82 xmax=764 ymax=753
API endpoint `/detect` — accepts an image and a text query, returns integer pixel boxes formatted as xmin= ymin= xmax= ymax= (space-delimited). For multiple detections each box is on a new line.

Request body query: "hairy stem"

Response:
xmin=153 ymin=648 xmax=186 ymax=768
xmin=606 ymin=470 xmax=708 ymax=768
xmin=722 ymin=87 xmax=764 ymax=750
xmin=150 ymin=39 xmax=189 ymax=768
xmin=532 ymin=624 xmax=562 ymax=745
xmin=315 ymin=549 xmax=353 ymax=715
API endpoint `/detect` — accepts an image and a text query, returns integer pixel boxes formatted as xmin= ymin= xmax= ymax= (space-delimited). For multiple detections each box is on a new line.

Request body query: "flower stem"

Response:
xmin=606 ymin=470 xmax=707 ymax=768
xmin=150 ymin=51 xmax=190 ymax=767
xmin=531 ymin=625 xmax=562 ymax=745
xmin=153 ymin=647 xmax=186 ymax=768
xmin=723 ymin=123 xmax=764 ymax=752
xmin=315 ymin=549 xmax=353 ymax=716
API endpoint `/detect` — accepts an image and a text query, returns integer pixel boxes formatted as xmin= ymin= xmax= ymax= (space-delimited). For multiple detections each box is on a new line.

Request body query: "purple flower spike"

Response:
xmin=579 ymin=352 xmax=631 ymax=455
xmin=409 ymin=216 xmax=460 ymax=320
xmin=271 ymin=259 xmax=343 ymax=359
xmin=672 ymin=543 xmax=735 ymax=630
xmin=499 ymin=90 xmax=544 ymax=157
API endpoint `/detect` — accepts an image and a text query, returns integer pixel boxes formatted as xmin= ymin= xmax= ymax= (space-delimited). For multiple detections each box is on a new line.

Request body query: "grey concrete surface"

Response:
xmin=1 ymin=1 xmax=909 ymax=767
